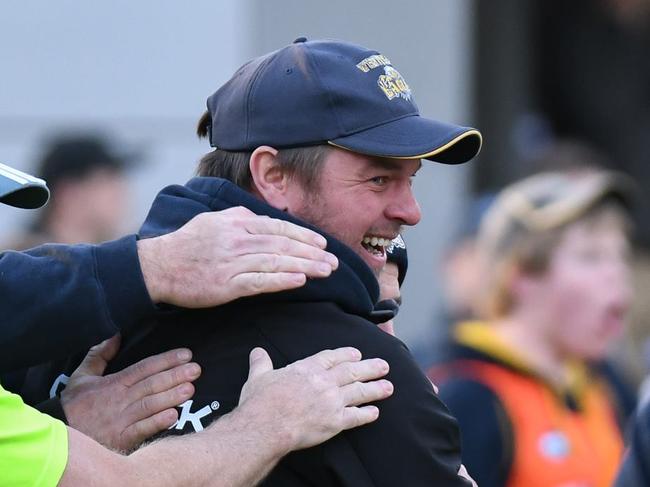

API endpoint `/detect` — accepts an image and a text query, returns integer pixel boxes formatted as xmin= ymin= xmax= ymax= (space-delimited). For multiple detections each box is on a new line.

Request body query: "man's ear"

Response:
xmin=249 ymin=146 xmax=291 ymax=210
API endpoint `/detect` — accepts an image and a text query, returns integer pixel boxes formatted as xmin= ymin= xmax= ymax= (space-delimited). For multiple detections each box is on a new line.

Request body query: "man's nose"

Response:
xmin=386 ymin=186 xmax=421 ymax=226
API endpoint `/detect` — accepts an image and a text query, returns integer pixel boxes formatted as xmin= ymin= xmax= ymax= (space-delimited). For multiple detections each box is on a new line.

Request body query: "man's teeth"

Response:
xmin=362 ymin=236 xmax=390 ymax=248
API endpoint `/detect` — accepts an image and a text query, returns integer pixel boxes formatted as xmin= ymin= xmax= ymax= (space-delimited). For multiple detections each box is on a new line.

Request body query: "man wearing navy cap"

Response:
xmin=23 ymin=38 xmax=481 ymax=485
xmin=0 ymin=159 xmax=393 ymax=486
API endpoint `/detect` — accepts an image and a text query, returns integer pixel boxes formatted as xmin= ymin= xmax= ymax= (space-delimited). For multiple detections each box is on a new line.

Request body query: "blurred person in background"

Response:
xmin=440 ymin=196 xmax=492 ymax=326
xmin=537 ymin=0 xmax=650 ymax=399
xmin=527 ymin=139 xmax=650 ymax=390
xmin=6 ymin=134 xmax=133 ymax=250
xmin=428 ymin=169 xmax=637 ymax=487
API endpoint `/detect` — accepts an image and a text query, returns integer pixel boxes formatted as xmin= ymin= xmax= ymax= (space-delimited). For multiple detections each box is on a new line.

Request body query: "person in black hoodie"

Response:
xmin=21 ymin=38 xmax=482 ymax=485
xmin=1 ymin=162 xmax=393 ymax=486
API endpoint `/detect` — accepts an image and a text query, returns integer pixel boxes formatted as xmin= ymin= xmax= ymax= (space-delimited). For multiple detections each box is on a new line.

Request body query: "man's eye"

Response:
xmin=370 ymin=176 xmax=388 ymax=185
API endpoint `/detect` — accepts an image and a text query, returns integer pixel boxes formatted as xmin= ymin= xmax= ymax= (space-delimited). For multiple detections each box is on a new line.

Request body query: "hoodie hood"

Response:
xmin=139 ymin=177 xmax=384 ymax=321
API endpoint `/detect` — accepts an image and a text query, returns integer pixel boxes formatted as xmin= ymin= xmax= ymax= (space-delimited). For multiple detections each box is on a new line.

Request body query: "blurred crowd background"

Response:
xmin=2 ymin=0 xmax=650 ymax=392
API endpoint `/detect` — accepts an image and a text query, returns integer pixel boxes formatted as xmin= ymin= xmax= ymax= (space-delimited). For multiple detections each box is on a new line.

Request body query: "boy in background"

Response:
xmin=430 ymin=170 xmax=637 ymax=487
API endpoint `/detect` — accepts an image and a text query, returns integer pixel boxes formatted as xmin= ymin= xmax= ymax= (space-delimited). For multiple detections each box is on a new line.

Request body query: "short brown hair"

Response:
xmin=195 ymin=111 xmax=330 ymax=191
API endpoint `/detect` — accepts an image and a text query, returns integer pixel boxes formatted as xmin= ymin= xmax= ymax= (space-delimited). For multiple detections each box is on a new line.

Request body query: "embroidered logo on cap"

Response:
xmin=355 ymin=54 xmax=412 ymax=101
xmin=377 ymin=66 xmax=412 ymax=101
xmin=356 ymin=54 xmax=392 ymax=73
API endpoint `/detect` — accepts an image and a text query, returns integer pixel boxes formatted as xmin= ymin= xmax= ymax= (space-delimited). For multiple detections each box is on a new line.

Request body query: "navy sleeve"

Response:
xmin=614 ymin=401 xmax=650 ymax=487
xmin=0 ymin=235 xmax=155 ymax=372
xmin=438 ymin=378 xmax=512 ymax=487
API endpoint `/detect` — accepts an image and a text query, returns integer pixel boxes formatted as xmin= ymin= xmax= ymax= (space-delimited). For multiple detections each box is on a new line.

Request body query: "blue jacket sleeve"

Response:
xmin=0 ymin=235 xmax=156 ymax=372
xmin=614 ymin=401 xmax=650 ymax=487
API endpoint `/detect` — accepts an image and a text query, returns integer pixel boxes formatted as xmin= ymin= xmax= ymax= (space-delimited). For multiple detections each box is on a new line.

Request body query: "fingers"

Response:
xmin=299 ymin=347 xmax=362 ymax=370
xmin=99 ymin=334 xmax=122 ymax=361
xmin=247 ymin=347 xmax=274 ymax=381
xmin=126 ymin=382 xmax=196 ymax=423
xmin=340 ymin=405 xmax=380 ymax=430
xmin=330 ymin=357 xmax=390 ymax=386
xmin=74 ymin=334 xmax=122 ymax=377
xmin=235 ymin=235 xmax=338 ymax=270
xmin=340 ymin=379 xmax=393 ymax=407
xmin=229 ymin=271 xmax=307 ymax=297
xmin=243 ymin=215 xmax=328 ymax=250
xmin=231 ymin=253 xmax=336 ymax=279
xmin=116 ymin=348 xmax=194 ymax=387
xmin=121 ymin=408 xmax=180 ymax=452
xmin=128 ymin=361 xmax=201 ymax=401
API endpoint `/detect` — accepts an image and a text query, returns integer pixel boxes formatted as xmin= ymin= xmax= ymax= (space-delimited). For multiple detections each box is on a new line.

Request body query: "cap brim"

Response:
xmin=0 ymin=163 xmax=50 ymax=209
xmin=328 ymin=115 xmax=482 ymax=164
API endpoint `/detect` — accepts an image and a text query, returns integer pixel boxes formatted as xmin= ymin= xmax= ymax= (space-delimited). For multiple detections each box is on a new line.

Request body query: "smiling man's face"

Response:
xmin=285 ymin=148 xmax=422 ymax=274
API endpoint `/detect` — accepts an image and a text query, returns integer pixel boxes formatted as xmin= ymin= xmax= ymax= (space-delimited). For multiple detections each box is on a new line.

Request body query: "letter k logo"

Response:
xmin=171 ymin=399 xmax=216 ymax=432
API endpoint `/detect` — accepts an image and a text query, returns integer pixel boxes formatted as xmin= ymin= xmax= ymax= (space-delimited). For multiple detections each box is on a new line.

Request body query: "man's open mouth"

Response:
xmin=361 ymin=236 xmax=391 ymax=257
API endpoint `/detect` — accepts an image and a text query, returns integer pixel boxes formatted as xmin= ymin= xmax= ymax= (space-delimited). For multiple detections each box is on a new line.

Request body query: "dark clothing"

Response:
xmin=614 ymin=400 xmax=650 ymax=486
xmin=20 ymin=177 xmax=472 ymax=486
xmin=435 ymin=377 xmax=511 ymax=487
xmin=0 ymin=235 xmax=155 ymax=373
xmin=429 ymin=338 xmax=514 ymax=487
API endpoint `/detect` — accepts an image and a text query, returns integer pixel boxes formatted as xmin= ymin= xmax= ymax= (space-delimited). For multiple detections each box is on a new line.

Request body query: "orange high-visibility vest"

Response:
xmin=450 ymin=360 xmax=623 ymax=487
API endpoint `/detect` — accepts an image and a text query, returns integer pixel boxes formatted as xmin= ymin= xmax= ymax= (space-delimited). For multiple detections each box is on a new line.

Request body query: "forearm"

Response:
xmin=132 ymin=407 xmax=288 ymax=487
xmin=0 ymin=236 xmax=155 ymax=371
xmin=61 ymin=406 xmax=288 ymax=487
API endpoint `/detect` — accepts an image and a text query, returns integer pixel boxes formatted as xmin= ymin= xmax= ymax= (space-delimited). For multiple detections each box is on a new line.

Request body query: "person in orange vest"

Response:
xmin=429 ymin=169 xmax=637 ymax=487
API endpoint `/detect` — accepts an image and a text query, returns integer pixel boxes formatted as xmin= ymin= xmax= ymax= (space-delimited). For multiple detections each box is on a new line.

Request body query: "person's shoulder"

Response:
xmin=438 ymin=376 xmax=514 ymax=487
xmin=439 ymin=375 xmax=501 ymax=406
xmin=613 ymin=400 xmax=650 ymax=487
xmin=258 ymin=300 xmax=411 ymax=358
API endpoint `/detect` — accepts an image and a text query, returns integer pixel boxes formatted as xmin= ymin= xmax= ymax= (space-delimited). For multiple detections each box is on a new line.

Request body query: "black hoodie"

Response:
xmin=20 ymin=177 xmax=471 ymax=486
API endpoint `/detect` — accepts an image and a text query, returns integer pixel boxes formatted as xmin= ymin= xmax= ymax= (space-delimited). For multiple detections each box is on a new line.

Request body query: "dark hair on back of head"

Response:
xmin=196 ymin=111 xmax=211 ymax=139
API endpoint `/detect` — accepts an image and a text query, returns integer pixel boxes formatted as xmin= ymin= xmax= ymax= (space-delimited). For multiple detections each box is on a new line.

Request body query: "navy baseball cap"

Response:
xmin=0 ymin=162 xmax=49 ymax=209
xmin=206 ymin=38 xmax=482 ymax=164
